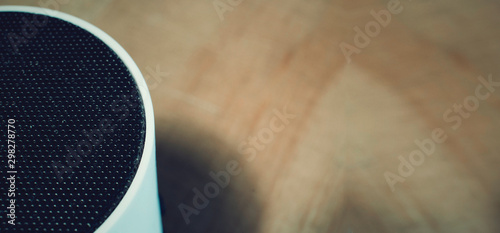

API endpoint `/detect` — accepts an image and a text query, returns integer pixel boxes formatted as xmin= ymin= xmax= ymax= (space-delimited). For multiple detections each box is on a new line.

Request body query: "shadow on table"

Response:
xmin=155 ymin=119 xmax=262 ymax=233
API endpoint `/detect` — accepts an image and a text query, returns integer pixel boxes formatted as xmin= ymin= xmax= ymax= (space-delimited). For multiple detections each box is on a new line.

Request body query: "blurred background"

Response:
xmin=2 ymin=0 xmax=500 ymax=232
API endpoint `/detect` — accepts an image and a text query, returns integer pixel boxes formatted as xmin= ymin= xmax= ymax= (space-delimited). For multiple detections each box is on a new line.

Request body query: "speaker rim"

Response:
xmin=0 ymin=5 xmax=159 ymax=232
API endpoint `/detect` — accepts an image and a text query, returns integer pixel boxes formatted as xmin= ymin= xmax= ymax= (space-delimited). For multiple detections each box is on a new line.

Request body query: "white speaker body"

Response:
xmin=0 ymin=6 xmax=162 ymax=233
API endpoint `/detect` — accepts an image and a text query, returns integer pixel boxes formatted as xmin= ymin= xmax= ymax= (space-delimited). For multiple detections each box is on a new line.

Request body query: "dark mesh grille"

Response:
xmin=0 ymin=11 xmax=146 ymax=232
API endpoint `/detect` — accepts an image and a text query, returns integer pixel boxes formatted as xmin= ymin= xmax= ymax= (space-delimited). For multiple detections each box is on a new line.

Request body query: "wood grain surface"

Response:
xmin=3 ymin=0 xmax=500 ymax=232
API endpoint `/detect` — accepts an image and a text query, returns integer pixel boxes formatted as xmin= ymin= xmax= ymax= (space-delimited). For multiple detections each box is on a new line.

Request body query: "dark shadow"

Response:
xmin=155 ymin=118 xmax=262 ymax=233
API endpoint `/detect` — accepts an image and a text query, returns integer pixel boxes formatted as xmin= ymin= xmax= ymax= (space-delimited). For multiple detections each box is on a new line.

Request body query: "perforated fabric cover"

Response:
xmin=0 ymin=11 xmax=146 ymax=232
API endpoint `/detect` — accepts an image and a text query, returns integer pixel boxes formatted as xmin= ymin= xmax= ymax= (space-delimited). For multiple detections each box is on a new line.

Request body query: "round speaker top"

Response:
xmin=0 ymin=7 xmax=148 ymax=233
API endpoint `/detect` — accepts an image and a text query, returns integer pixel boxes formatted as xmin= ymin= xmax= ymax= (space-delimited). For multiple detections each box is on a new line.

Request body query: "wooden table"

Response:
xmin=4 ymin=0 xmax=500 ymax=232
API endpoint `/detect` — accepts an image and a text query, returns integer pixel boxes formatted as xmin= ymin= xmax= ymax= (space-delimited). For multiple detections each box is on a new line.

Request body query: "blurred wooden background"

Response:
xmin=3 ymin=0 xmax=500 ymax=232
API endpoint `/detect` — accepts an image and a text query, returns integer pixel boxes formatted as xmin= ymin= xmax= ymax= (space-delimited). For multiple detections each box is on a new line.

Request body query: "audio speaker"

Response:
xmin=0 ymin=6 xmax=162 ymax=233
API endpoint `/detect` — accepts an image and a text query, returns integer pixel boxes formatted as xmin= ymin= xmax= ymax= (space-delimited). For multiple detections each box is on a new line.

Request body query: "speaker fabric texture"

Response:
xmin=0 ymin=6 xmax=161 ymax=233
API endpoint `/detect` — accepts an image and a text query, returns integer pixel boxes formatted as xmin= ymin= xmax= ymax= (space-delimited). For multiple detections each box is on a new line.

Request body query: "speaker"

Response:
xmin=0 ymin=6 xmax=162 ymax=233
